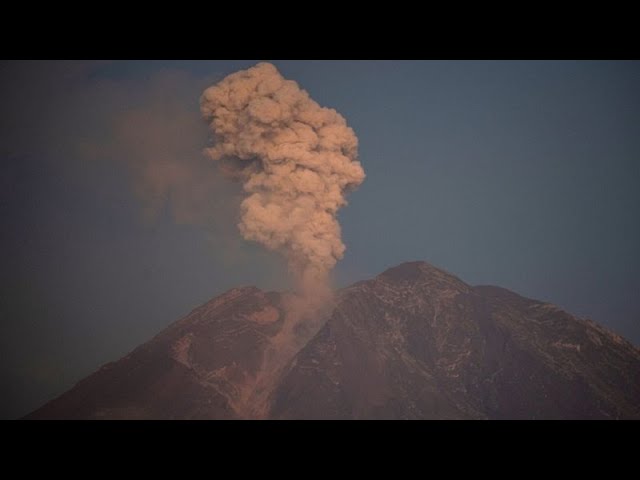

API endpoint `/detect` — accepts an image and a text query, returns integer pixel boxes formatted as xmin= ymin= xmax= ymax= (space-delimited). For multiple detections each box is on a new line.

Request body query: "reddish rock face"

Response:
xmin=25 ymin=262 xmax=640 ymax=420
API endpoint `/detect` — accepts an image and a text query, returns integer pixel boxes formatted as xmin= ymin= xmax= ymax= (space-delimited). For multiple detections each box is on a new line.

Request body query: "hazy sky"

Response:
xmin=1 ymin=60 xmax=639 ymax=419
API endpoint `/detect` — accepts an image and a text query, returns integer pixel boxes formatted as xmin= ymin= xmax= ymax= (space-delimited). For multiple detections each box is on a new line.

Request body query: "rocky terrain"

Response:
xmin=26 ymin=261 xmax=640 ymax=419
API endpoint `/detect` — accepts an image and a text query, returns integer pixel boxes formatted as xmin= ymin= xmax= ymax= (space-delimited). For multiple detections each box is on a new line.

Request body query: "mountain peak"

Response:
xmin=375 ymin=261 xmax=470 ymax=295
xmin=379 ymin=261 xmax=453 ymax=281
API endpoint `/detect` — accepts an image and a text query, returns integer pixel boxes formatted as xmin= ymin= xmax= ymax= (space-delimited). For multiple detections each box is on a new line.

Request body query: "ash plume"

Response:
xmin=200 ymin=63 xmax=365 ymax=300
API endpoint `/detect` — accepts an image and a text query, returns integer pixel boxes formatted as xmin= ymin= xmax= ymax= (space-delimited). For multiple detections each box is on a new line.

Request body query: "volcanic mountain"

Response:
xmin=26 ymin=261 xmax=640 ymax=420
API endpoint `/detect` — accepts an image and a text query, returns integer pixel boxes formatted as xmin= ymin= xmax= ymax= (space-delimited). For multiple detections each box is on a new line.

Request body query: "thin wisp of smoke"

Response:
xmin=200 ymin=63 xmax=365 ymax=299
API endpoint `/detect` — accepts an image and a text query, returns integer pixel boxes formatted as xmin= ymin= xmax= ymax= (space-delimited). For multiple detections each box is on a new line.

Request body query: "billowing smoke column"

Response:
xmin=200 ymin=63 xmax=365 ymax=299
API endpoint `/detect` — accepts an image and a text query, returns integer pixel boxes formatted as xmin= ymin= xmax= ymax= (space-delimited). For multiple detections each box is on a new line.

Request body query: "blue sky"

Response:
xmin=1 ymin=60 xmax=639 ymax=419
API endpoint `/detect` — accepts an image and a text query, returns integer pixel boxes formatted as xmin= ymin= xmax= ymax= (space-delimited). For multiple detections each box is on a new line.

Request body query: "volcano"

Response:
xmin=26 ymin=261 xmax=640 ymax=420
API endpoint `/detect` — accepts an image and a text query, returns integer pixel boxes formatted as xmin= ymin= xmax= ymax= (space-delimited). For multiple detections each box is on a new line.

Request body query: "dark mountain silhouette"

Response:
xmin=26 ymin=261 xmax=640 ymax=419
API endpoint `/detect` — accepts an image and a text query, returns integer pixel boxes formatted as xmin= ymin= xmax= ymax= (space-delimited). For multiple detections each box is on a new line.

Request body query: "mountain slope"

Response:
xmin=26 ymin=261 xmax=640 ymax=419
xmin=26 ymin=287 xmax=286 ymax=419
xmin=272 ymin=262 xmax=640 ymax=419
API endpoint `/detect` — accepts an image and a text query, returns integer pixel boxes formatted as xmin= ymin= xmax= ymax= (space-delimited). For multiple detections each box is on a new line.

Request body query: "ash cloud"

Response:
xmin=200 ymin=63 xmax=365 ymax=299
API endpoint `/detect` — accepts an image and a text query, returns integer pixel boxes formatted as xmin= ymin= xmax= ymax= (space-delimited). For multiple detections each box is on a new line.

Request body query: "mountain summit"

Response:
xmin=26 ymin=261 xmax=640 ymax=419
